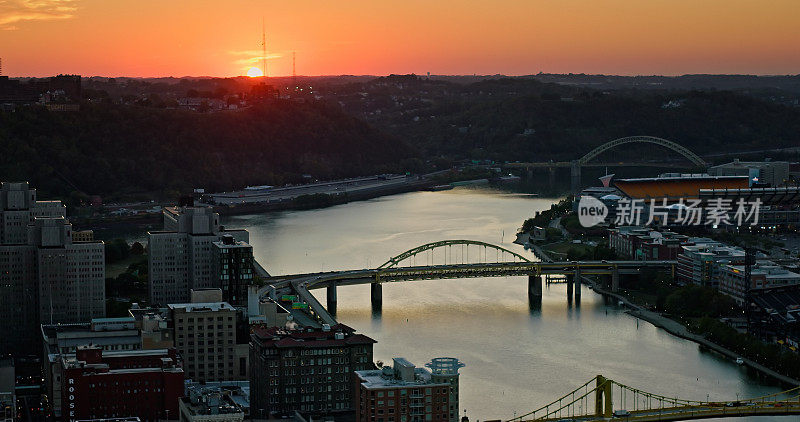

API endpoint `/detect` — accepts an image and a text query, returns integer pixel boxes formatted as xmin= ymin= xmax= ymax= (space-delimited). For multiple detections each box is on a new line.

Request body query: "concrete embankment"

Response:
xmin=213 ymin=179 xmax=434 ymax=216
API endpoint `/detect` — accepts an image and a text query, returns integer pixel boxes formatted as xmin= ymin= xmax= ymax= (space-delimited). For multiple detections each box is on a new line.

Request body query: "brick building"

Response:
xmin=249 ymin=324 xmax=376 ymax=417
xmin=59 ymin=346 xmax=183 ymax=421
xmin=355 ymin=358 xmax=459 ymax=422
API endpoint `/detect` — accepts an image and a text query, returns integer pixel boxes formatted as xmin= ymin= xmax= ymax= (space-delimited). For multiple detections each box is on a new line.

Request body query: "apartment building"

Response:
xmin=250 ymin=324 xmax=376 ymax=416
xmin=355 ymin=358 xmax=461 ymax=422
xmin=212 ymin=235 xmax=254 ymax=306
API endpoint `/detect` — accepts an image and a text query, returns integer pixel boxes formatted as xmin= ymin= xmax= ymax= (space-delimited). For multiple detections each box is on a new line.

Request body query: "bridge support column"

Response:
xmin=611 ymin=267 xmax=620 ymax=293
xmin=548 ymin=166 xmax=556 ymax=188
xmin=327 ymin=283 xmax=337 ymax=315
xmin=528 ymin=275 xmax=542 ymax=299
xmin=570 ymin=160 xmax=582 ymax=195
xmin=371 ymin=283 xmax=382 ymax=310
xmin=566 ymin=275 xmax=574 ymax=300
xmin=574 ymin=267 xmax=581 ymax=299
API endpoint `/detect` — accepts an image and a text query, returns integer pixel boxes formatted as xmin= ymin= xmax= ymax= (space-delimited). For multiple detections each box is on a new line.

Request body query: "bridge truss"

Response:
xmin=578 ymin=136 xmax=708 ymax=167
xmin=508 ymin=375 xmax=800 ymax=422
xmin=377 ymin=240 xmax=531 ymax=270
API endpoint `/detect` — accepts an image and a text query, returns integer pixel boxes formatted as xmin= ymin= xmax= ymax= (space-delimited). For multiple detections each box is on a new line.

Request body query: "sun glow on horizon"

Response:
xmin=246 ymin=67 xmax=264 ymax=77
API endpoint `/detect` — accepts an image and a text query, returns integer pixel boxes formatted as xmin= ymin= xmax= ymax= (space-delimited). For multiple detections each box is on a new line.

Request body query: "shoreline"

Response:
xmin=528 ymin=240 xmax=800 ymax=387
xmin=582 ymin=275 xmax=800 ymax=387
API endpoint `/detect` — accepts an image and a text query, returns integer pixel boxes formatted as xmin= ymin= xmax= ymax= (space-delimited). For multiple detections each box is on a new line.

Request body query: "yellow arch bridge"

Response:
xmin=507 ymin=375 xmax=800 ymax=422
xmin=263 ymin=240 xmax=676 ymax=326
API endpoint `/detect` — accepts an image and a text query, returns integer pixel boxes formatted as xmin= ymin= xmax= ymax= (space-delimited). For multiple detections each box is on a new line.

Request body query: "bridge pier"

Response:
xmin=327 ymin=283 xmax=337 ymax=315
xmin=548 ymin=166 xmax=556 ymax=188
xmin=371 ymin=283 xmax=382 ymax=310
xmin=570 ymin=160 xmax=582 ymax=195
xmin=574 ymin=267 xmax=581 ymax=299
xmin=528 ymin=275 xmax=542 ymax=300
xmin=611 ymin=267 xmax=620 ymax=293
xmin=566 ymin=275 xmax=574 ymax=300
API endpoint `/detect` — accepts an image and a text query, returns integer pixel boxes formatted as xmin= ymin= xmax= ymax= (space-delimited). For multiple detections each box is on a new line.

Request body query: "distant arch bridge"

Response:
xmin=505 ymin=135 xmax=708 ymax=193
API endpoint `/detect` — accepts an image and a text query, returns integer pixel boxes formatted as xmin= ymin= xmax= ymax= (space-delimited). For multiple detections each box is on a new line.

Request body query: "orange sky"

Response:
xmin=1 ymin=0 xmax=799 ymax=77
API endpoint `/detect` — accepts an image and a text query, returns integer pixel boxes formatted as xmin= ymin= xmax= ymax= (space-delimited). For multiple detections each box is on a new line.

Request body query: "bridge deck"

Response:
xmin=532 ymin=402 xmax=800 ymax=422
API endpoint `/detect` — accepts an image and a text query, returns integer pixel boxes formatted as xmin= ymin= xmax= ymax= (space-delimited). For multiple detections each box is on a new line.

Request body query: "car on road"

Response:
xmin=612 ymin=410 xmax=631 ymax=418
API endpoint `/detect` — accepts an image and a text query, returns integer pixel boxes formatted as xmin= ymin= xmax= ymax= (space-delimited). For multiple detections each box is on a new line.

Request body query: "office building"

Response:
xmin=0 ymin=182 xmax=104 ymax=356
xmin=179 ymin=381 xmax=249 ymax=422
xmin=212 ymin=235 xmax=254 ymax=306
xmin=719 ymin=261 xmax=800 ymax=304
xmin=708 ymin=159 xmax=791 ymax=187
xmin=249 ymin=324 xmax=376 ymax=417
xmin=148 ymin=206 xmax=249 ymax=305
xmin=355 ymin=357 xmax=460 ymax=422
xmin=169 ymin=302 xmax=248 ymax=382
xmin=676 ymin=241 xmax=746 ymax=288
xmin=60 ymin=346 xmax=183 ymax=421
xmin=31 ymin=217 xmax=105 ymax=325
xmin=0 ymin=358 xmax=14 ymax=422
xmin=608 ymin=227 xmax=690 ymax=260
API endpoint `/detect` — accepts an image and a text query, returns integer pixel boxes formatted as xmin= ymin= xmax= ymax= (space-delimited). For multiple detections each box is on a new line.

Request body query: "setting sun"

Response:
xmin=247 ymin=67 xmax=264 ymax=77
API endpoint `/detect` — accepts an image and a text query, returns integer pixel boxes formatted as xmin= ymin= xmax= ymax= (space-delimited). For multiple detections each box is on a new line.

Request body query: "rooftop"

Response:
xmin=168 ymin=302 xmax=235 ymax=312
xmin=251 ymin=323 xmax=376 ymax=348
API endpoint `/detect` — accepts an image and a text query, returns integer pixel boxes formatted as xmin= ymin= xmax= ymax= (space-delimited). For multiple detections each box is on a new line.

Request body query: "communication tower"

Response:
xmin=261 ymin=18 xmax=267 ymax=78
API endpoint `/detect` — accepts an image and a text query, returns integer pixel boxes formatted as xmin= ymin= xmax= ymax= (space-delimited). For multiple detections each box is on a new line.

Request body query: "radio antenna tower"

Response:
xmin=292 ymin=51 xmax=297 ymax=89
xmin=261 ymin=18 xmax=267 ymax=78
xmin=0 ymin=58 xmax=3 ymax=76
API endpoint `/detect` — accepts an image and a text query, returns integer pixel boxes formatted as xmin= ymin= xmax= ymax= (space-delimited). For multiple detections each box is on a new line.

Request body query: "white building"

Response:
xmin=148 ymin=206 xmax=249 ymax=305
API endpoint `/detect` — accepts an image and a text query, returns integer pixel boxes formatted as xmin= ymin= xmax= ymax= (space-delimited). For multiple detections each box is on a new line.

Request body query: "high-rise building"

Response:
xmin=355 ymin=358 xmax=460 ymax=422
xmin=212 ymin=235 xmax=254 ymax=306
xmin=148 ymin=206 xmax=249 ymax=305
xmin=0 ymin=182 xmax=103 ymax=356
xmin=31 ymin=217 xmax=105 ymax=325
xmin=249 ymin=324 xmax=376 ymax=417
xmin=59 ymin=346 xmax=183 ymax=421
xmin=169 ymin=302 xmax=248 ymax=382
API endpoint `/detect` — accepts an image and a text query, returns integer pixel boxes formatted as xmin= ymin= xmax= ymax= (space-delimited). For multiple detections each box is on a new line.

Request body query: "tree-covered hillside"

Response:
xmin=0 ymin=100 xmax=414 ymax=198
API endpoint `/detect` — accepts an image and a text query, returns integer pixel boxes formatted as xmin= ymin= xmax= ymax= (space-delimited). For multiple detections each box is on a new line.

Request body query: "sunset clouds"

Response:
xmin=0 ymin=0 xmax=78 ymax=28
xmin=1 ymin=1 xmax=799 ymax=77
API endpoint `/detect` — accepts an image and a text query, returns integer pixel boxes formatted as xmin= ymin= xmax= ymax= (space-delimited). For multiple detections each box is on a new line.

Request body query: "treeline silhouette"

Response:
xmin=0 ymin=99 xmax=414 ymax=198
xmin=350 ymin=77 xmax=800 ymax=163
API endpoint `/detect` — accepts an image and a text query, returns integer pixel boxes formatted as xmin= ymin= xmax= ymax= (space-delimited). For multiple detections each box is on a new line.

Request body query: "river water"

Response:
xmin=221 ymin=187 xmax=787 ymax=421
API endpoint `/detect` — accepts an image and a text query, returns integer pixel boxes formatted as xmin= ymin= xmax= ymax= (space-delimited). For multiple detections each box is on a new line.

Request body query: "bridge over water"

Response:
xmin=263 ymin=240 xmax=675 ymax=326
xmin=506 ymin=375 xmax=800 ymax=422
xmin=504 ymin=136 xmax=708 ymax=193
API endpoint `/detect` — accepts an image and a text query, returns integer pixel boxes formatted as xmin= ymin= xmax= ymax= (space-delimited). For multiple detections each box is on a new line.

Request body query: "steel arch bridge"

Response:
xmin=377 ymin=240 xmax=531 ymax=269
xmin=578 ymin=135 xmax=707 ymax=167
xmin=508 ymin=374 xmax=800 ymax=422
